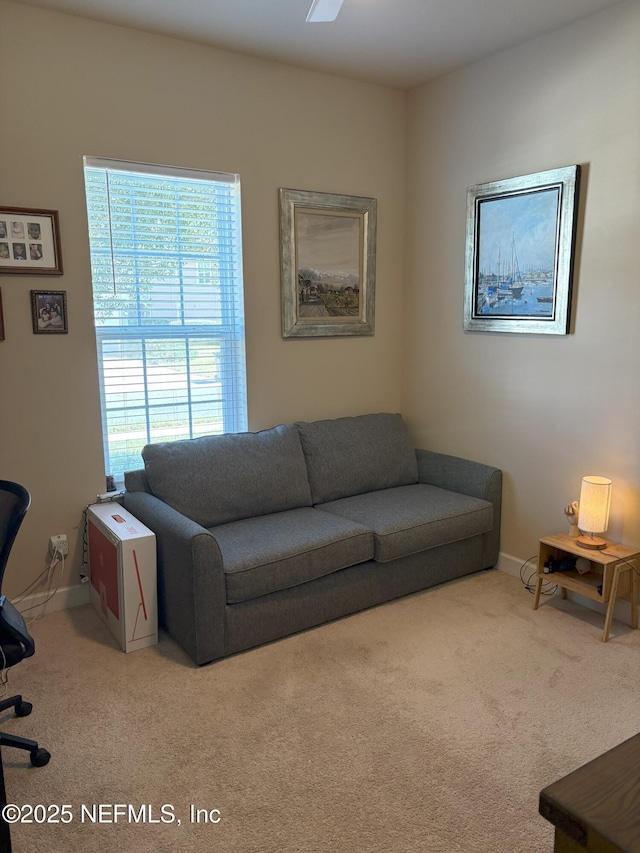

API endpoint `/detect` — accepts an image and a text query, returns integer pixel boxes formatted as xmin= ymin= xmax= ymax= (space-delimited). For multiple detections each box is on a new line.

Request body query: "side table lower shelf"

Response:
xmin=533 ymin=534 xmax=639 ymax=642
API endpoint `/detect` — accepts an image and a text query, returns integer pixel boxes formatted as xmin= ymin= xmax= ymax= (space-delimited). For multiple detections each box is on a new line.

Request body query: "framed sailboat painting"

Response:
xmin=463 ymin=165 xmax=580 ymax=334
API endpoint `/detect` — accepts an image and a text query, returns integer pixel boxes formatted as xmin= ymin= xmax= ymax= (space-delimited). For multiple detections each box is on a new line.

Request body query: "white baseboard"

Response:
xmin=12 ymin=556 xmax=639 ymax=632
xmin=497 ymin=550 xmax=640 ymax=630
xmin=496 ymin=551 xmax=536 ymax=580
xmin=15 ymin=582 xmax=90 ymax=616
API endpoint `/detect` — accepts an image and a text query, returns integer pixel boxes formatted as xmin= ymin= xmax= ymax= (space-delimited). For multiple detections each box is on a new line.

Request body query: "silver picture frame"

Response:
xmin=463 ymin=165 xmax=580 ymax=335
xmin=279 ymin=188 xmax=377 ymax=338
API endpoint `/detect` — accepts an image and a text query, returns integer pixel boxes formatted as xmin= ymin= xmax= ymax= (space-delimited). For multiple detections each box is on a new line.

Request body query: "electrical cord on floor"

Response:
xmin=520 ymin=554 xmax=557 ymax=596
xmin=17 ymin=547 xmax=65 ymax=622
xmin=22 ymin=553 xmax=64 ymax=618
xmin=16 ymin=494 xmax=122 ymax=618
xmin=13 ymin=558 xmax=59 ymax=603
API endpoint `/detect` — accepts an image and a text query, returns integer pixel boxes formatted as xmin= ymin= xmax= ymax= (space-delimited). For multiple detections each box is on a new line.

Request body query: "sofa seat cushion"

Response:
xmin=319 ymin=484 xmax=493 ymax=563
xmin=212 ymin=507 xmax=374 ymax=604
xmin=142 ymin=424 xmax=312 ymax=528
xmin=297 ymin=413 xmax=418 ymax=504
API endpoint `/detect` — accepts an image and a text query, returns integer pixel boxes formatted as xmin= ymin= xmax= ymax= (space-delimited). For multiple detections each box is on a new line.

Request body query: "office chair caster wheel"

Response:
xmin=30 ymin=748 xmax=50 ymax=768
xmin=15 ymin=700 xmax=32 ymax=717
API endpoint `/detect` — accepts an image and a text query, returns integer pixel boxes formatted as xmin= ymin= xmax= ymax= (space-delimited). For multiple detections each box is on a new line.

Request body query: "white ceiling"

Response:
xmin=14 ymin=0 xmax=621 ymax=89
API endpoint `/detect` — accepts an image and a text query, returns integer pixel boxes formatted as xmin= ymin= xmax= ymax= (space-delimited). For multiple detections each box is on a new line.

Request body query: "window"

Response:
xmin=83 ymin=157 xmax=247 ymax=480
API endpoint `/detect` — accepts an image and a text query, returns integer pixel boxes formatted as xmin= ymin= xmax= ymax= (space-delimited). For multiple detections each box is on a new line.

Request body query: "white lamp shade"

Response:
xmin=577 ymin=476 xmax=612 ymax=534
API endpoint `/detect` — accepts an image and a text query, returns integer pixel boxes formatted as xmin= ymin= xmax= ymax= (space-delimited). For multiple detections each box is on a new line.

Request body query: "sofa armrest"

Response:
xmin=415 ymin=449 xmax=502 ymax=569
xmin=124 ymin=467 xmax=151 ymax=494
xmin=123 ymin=491 xmax=226 ymax=665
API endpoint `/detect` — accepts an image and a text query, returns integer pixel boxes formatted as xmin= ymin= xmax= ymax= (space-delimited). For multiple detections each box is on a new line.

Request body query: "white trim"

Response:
xmin=83 ymin=155 xmax=238 ymax=184
xmin=13 ymin=554 xmax=638 ymax=631
xmin=16 ymin=582 xmax=89 ymax=616
xmin=496 ymin=550 xmax=533 ymax=579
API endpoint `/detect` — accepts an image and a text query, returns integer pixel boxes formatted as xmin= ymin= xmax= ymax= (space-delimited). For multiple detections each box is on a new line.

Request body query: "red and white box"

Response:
xmin=87 ymin=503 xmax=157 ymax=653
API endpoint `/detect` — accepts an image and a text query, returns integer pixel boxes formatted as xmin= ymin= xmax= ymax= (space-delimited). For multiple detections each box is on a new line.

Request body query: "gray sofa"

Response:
xmin=123 ymin=413 xmax=502 ymax=665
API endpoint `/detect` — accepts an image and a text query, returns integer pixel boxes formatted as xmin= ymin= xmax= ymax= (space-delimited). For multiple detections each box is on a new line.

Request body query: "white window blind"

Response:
xmin=83 ymin=157 xmax=247 ymax=479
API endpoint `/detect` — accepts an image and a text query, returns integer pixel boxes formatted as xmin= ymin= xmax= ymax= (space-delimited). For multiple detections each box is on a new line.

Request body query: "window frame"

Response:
xmin=83 ymin=156 xmax=248 ymax=480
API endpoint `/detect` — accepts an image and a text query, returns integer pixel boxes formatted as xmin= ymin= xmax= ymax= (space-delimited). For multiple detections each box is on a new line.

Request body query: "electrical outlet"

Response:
xmin=50 ymin=534 xmax=69 ymax=556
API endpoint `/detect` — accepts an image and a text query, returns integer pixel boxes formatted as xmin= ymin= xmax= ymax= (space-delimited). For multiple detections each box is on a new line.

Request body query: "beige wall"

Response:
xmin=0 ymin=1 xmax=407 ymax=596
xmin=404 ymin=1 xmax=640 ymax=565
xmin=2 ymin=0 xmax=638 ymax=602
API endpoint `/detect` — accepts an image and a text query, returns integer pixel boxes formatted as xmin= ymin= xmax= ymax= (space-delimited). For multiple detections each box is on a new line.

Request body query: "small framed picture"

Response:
xmin=0 ymin=207 xmax=63 ymax=275
xmin=31 ymin=290 xmax=68 ymax=334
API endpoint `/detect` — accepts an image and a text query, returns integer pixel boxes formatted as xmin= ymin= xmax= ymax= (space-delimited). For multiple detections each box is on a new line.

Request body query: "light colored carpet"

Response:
xmin=3 ymin=569 xmax=639 ymax=852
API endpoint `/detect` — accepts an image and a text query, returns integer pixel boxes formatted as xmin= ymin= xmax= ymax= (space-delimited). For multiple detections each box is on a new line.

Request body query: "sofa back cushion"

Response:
xmin=297 ymin=413 xmax=418 ymax=504
xmin=142 ymin=424 xmax=312 ymax=528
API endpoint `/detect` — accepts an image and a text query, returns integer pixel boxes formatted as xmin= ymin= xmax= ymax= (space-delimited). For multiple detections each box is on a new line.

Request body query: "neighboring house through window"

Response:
xmin=83 ymin=157 xmax=247 ymax=481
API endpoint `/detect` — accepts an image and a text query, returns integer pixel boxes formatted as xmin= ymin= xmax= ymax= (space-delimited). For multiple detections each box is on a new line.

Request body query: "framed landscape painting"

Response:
xmin=463 ymin=165 xmax=580 ymax=335
xmin=279 ymin=188 xmax=377 ymax=338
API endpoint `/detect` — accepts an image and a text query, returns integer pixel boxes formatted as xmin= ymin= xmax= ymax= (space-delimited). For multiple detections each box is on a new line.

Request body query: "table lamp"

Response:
xmin=577 ymin=475 xmax=612 ymax=550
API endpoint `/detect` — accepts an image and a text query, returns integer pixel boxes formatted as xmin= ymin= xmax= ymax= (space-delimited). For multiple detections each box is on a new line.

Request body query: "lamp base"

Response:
xmin=577 ymin=534 xmax=607 ymax=550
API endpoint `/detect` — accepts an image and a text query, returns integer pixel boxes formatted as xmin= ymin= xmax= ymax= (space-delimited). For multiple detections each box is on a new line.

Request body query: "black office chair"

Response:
xmin=0 ymin=481 xmax=50 ymax=768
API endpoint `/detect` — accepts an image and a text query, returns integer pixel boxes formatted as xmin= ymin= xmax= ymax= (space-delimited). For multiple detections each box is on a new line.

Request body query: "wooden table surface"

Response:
xmin=540 ymin=733 xmax=640 ymax=852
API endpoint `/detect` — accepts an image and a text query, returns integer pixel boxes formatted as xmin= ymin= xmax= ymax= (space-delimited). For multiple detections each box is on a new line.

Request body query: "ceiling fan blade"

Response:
xmin=306 ymin=0 xmax=345 ymax=23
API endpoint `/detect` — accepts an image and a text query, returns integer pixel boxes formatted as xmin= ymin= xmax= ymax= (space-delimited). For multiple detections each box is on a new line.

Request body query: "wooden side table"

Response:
xmin=540 ymin=733 xmax=640 ymax=852
xmin=533 ymin=533 xmax=639 ymax=642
